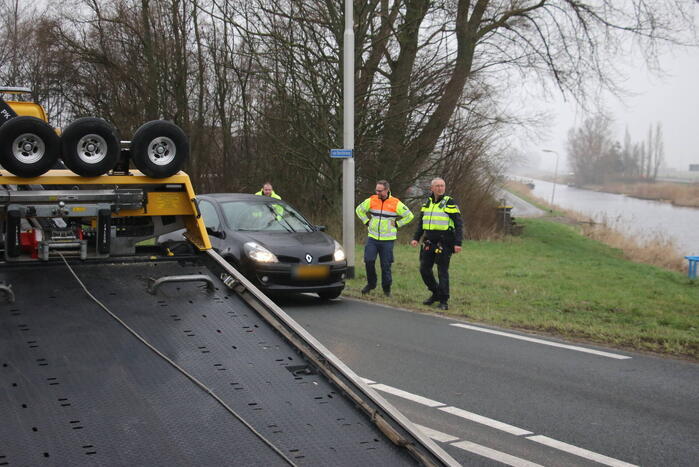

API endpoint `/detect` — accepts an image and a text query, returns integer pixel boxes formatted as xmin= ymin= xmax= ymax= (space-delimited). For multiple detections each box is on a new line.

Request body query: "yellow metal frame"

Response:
xmin=0 ymin=169 xmax=211 ymax=250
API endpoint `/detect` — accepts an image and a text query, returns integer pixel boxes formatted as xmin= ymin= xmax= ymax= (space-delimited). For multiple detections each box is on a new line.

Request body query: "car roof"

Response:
xmin=200 ymin=193 xmax=274 ymax=202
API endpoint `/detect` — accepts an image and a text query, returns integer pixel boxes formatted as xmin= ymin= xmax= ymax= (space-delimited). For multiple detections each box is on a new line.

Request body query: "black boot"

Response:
xmin=361 ymin=285 xmax=374 ymax=295
xmin=438 ymin=301 xmax=448 ymax=311
xmin=422 ymin=293 xmax=438 ymax=305
xmin=383 ymin=287 xmax=391 ymax=297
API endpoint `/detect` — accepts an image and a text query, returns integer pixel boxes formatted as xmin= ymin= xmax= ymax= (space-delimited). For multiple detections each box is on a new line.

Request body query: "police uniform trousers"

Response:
xmin=419 ymin=244 xmax=452 ymax=301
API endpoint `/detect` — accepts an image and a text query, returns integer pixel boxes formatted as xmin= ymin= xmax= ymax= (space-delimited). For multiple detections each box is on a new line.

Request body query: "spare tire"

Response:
xmin=0 ymin=116 xmax=60 ymax=177
xmin=60 ymin=117 xmax=120 ymax=177
xmin=131 ymin=120 xmax=188 ymax=178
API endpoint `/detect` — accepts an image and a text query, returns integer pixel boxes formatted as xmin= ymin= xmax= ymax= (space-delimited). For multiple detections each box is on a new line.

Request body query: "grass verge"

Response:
xmin=346 ymin=218 xmax=699 ymax=360
xmin=506 ymin=181 xmax=687 ymax=272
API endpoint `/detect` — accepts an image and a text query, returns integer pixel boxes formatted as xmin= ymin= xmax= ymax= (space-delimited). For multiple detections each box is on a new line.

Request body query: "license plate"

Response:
xmin=293 ymin=265 xmax=330 ymax=280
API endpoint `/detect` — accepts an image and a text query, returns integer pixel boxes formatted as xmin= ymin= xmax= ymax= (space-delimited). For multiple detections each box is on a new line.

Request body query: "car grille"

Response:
xmin=276 ymin=254 xmax=334 ymax=263
xmin=276 ymin=255 xmax=300 ymax=263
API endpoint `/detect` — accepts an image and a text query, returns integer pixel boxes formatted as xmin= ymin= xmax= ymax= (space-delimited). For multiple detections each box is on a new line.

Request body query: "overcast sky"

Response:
xmin=533 ymin=38 xmax=699 ymax=173
xmin=516 ymin=6 xmax=699 ymax=174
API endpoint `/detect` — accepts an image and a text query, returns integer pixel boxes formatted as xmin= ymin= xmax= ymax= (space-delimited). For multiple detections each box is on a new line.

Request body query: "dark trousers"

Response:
xmin=419 ymin=246 xmax=452 ymax=302
xmin=364 ymin=237 xmax=394 ymax=290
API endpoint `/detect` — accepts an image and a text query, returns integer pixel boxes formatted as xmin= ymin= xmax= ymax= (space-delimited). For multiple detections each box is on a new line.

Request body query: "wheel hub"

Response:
xmin=12 ymin=133 xmax=45 ymax=164
xmin=77 ymin=134 xmax=108 ymax=164
xmin=147 ymin=137 xmax=176 ymax=166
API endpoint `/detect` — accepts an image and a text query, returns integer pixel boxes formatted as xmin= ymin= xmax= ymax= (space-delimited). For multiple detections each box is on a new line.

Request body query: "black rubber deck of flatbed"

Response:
xmin=0 ymin=258 xmax=414 ymax=466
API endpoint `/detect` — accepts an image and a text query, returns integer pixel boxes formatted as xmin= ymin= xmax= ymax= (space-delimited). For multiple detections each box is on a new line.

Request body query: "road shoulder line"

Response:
xmin=450 ymin=323 xmax=631 ymax=359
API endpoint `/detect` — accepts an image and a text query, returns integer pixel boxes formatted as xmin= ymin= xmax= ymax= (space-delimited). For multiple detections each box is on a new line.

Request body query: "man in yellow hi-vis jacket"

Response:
xmin=255 ymin=182 xmax=282 ymax=199
xmin=356 ymin=180 xmax=413 ymax=297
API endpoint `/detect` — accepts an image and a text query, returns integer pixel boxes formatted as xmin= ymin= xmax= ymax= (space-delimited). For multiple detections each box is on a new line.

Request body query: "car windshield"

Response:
xmin=220 ymin=200 xmax=314 ymax=232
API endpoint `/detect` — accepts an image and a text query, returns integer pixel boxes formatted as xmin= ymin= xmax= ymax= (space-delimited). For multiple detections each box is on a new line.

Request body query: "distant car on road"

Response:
xmin=162 ymin=193 xmax=347 ymax=299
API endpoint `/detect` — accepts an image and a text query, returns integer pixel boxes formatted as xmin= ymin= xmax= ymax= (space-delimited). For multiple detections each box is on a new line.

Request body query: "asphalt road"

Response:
xmin=277 ymin=294 xmax=699 ymax=466
xmin=496 ymin=188 xmax=546 ymax=218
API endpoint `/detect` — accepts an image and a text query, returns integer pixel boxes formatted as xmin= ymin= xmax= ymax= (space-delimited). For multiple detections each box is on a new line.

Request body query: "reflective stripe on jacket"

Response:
xmin=421 ymin=195 xmax=459 ymax=231
xmin=355 ymin=194 xmax=413 ymax=241
xmin=255 ymin=190 xmax=282 ymax=200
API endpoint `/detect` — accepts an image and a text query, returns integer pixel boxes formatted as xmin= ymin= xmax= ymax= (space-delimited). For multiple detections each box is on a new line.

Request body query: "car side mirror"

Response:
xmin=315 ymin=225 xmax=326 ymax=232
xmin=206 ymin=226 xmax=226 ymax=239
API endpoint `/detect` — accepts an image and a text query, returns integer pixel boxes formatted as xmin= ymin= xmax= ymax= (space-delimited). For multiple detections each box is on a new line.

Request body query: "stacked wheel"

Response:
xmin=131 ymin=120 xmax=188 ymax=178
xmin=60 ymin=117 xmax=120 ymax=177
xmin=0 ymin=116 xmax=60 ymax=178
xmin=0 ymin=117 xmax=188 ymax=178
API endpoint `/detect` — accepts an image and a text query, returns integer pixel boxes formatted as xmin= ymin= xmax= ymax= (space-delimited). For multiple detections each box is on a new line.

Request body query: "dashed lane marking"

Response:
xmin=526 ymin=435 xmax=638 ymax=467
xmin=439 ymin=406 xmax=532 ymax=436
xmin=370 ymin=383 xmax=445 ymax=408
xmin=414 ymin=423 xmax=542 ymax=466
xmin=450 ymin=440 xmax=545 ymax=467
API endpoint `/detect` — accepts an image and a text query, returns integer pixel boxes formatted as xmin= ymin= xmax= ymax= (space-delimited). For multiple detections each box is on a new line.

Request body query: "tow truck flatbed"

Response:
xmin=1 ymin=257 xmax=419 ymax=465
xmin=1 ymin=171 xmax=456 ymax=466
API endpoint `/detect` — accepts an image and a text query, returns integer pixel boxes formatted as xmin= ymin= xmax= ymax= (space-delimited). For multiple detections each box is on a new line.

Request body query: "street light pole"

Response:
xmin=342 ymin=0 xmax=355 ymax=278
xmin=542 ymin=149 xmax=559 ymax=207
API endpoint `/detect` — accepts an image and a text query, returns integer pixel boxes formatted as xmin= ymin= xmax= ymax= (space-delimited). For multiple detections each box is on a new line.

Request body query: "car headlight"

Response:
xmin=244 ymin=242 xmax=278 ymax=263
xmin=333 ymin=240 xmax=346 ymax=262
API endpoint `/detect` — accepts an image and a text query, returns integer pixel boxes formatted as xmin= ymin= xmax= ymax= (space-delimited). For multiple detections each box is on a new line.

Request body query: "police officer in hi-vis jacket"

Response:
xmin=410 ymin=178 xmax=463 ymax=310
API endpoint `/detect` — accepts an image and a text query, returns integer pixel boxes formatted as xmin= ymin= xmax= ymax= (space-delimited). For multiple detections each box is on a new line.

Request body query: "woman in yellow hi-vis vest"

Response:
xmin=410 ymin=178 xmax=463 ymax=310
xmin=356 ymin=180 xmax=413 ymax=297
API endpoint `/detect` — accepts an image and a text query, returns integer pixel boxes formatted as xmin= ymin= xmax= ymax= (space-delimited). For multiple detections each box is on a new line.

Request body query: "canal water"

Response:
xmin=528 ymin=179 xmax=699 ymax=256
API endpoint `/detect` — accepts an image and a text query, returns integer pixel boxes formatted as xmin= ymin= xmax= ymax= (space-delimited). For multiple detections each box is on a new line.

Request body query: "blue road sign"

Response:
xmin=330 ymin=149 xmax=353 ymax=158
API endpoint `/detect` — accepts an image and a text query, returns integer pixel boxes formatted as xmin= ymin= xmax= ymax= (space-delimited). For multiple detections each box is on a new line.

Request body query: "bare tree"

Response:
xmin=567 ymin=114 xmax=614 ymax=184
xmin=209 ymin=1 xmax=695 ymax=202
xmin=646 ymin=122 xmax=664 ymax=181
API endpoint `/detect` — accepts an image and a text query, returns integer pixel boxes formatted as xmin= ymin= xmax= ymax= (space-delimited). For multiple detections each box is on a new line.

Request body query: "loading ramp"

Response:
xmin=1 ymin=258 xmax=418 ymax=465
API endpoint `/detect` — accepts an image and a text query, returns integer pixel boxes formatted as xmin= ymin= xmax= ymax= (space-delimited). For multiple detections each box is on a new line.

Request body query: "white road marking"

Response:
xmin=450 ymin=323 xmax=631 ymax=360
xmin=413 ymin=423 xmax=459 ymax=443
xmin=526 ymin=435 xmax=638 ymax=467
xmin=361 ymin=377 xmax=376 ymax=384
xmin=415 ymin=423 xmax=545 ymax=466
xmin=363 ymin=376 xmax=638 ymax=466
xmin=439 ymin=406 xmax=532 ymax=436
xmin=451 ymin=440 xmax=545 ymax=467
xmin=370 ymin=383 xmax=445 ymax=407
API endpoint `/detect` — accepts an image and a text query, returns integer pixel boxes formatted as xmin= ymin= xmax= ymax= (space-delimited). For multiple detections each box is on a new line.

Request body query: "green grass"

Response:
xmin=346 ymin=218 xmax=699 ymax=359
